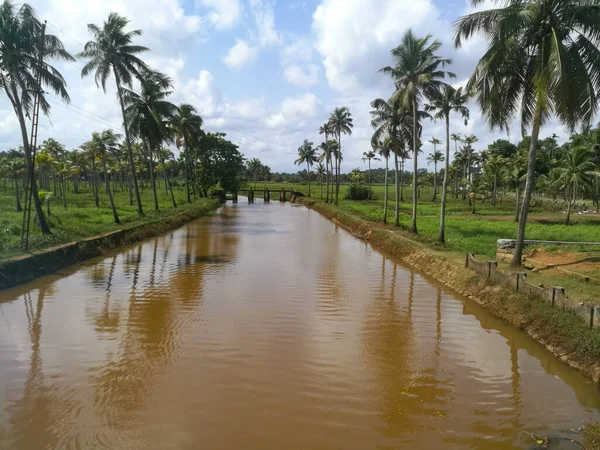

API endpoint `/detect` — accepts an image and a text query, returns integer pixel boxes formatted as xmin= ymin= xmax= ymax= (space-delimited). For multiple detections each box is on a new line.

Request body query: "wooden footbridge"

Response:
xmin=212 ymin=188 xmax=303 ymax=203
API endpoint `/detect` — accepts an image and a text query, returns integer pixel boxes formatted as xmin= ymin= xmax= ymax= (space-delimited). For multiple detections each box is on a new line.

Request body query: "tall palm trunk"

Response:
xmin=383 ymin=155 xmax=389 ymax=223
xmin=160 ymin=152 xmax=177 ymax=208
xmin=439 ymin=115 xmax=450 ymax=243
xmin=11 ymin=85 xmax=50 ymax=234
xmin=512 ymin=102 xmax=542 ymax=266
xmin=101 ymin=151 xmax=120 ymax=224
xmin=394 ymin=150 xmax=400 ymax=227
xmin=15 ymin=177 xmax=22 ymax=212
xmin=368 ymin=159 xmax=372 ymax=200
xmin=307 ymin=161 xmax=311 ymax=197
xmin=62 ymin=177 xmax=67 ymax=208
xmin=410 ymin=100 xmax=418 ymax=233
xmin=91 ymin=158 xmax=100 ymax=207
xmin=115 ymin=69 xmax=143 ymax=215
xmin=183 ymin=142 xmax=191 ymax=204
xmin=335 ymin=131 xmax=341 ymax=206
xmin=325 ymin=159 xmax=330 ymax=203
xmin=146 ymin=141 xmax=159 ymax=212
xmin=400 ymin=158 xmax=405 ymax=201
xmin=319 ymin=172 xmax=322 ymax=199
xmin=492 ymin=174 xmax=497 ymax=207
xmin=566 ymin=182 xmax=576 ymax=225
xmin=432 ymin=161 xmax=438 ymax=201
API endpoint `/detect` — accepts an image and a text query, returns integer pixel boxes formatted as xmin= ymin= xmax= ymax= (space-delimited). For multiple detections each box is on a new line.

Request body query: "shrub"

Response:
xmin=345 ymin=184 xmax=373 ymax=200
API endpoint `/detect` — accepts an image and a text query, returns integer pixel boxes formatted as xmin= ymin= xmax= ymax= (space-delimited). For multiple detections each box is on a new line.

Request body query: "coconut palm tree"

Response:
xmin=552 ymin=146 xmax=600 ymax=224
xmin=123 ymin=69 xmax=178 ymax=212
xmin=370 ymin=97 xmax=416 ymax=227
xmin=247 ymin=158 xmax=262 ymax=189
xmin=462 ymin=134 xmax=478 ymax=183
xmin=157 ymin=147 xmax=177 ymax=207
xmin=372 ymin=136 xmax=393 ymax=224
xmin=316 ymin=163 xmax=325 ymax=199
xmin=454 ymin=0 xmax=600 ymax=265
xmin=329 ymin=107 xmax=353 ymax=205
xmin=79 ymin=12 xmax=149 ymax=216
xmin=362 ymin=150 xmax=380 ymax=199
xmin=295 ymin=140 xmax=317 ymax=197
xmin=54 ymin=161 xmax=71 ymax=208
xmin=1 ymin=158 xmax=26 ymax=212
xmin=426 ymin=150 xmax=444 ymax=201
xmin=318 ymin=141 xmax=331 ymax=203
xmin=425 ymin=85 xmax=470 ymax=242
xmin=483 ymin=155 xmax=505 ymax=207
xmin=92 ymin=130 xmax=121 ymax=223
xmin=171 ymin=104 xmax=204 ymax=203
xmin=261 ymin=164 xmax=271 ymax=189
xmin=319 ymin=122 xmax=334 ymax=201
xmin=381 ymin=29 xmax=454 ymax=233
xmin=0 ymin=2 xmax=74 ymax=234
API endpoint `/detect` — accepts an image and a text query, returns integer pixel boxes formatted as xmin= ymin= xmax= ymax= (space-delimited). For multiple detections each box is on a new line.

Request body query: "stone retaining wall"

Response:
xmin=466 ymin=253 xmax=598 ymax=328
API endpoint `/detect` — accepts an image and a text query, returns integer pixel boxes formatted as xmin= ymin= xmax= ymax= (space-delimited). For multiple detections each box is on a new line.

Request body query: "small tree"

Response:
xmin=362 ymin=150 xmax=380 ymax=200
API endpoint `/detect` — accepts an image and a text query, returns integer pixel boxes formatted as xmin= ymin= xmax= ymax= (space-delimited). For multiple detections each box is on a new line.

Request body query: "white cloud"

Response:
xmin=181 ymin=70 xmax=224 ymax=117
xmin=312 ymin=0 xmax=439 ymax=91
xmin=266 ymin=93 xmax=321 ymax=128
xmin=223 ymin=39 xmax=258 ymax=68
xmin=199 ymin=0 xmax=242 ymax=30
xmin=250 ymin=0 xmax=280 ymax=46
xmin=222 ymin=0 xmax=280 ymax=69
xmin=283 ymin=64 xmax=319 ymax=88
xmin=280 ymin=37 xmax=319 ymax=88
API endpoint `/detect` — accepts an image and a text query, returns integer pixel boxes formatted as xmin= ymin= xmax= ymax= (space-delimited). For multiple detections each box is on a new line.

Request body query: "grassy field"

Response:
xmin=248 ymin=182 xmax=600 ymax=258
xmin=0 ymin=181 xmax=215 ymax=260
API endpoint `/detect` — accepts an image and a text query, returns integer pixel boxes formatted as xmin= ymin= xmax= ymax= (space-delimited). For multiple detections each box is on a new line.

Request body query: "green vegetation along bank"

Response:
xmin=0 ymin=185 xmax=220 ymax=290
xmin=300 ymin=198 xmax=600 ymax=386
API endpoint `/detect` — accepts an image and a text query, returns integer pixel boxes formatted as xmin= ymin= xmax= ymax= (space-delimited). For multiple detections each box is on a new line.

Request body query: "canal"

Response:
xmin=1 ymin=201 xmax=599 ymax=449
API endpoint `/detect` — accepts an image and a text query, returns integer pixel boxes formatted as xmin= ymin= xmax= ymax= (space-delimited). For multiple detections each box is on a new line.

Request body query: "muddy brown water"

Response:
xmin=1 ymin=201 xmax=599 ymax=449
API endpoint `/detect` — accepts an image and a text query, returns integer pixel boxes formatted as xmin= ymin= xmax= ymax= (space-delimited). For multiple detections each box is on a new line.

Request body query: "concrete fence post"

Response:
xmin=487 ymin=261 xmax=497 ymax=277
xmin=465 ymin=253 xmax=474 ymax=268
xmin=593 ymin=306 xmax=600 ymax=329
xmin=515 ymin=272 xmax=526 ymax=291
xmin=551 ymin=287 xmax=565 ymax=307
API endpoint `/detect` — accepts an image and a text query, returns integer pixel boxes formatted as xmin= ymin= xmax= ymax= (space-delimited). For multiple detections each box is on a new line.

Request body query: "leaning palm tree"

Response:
xmin=295 ymin=139 xmax=317 ymax=197
xmin=425 ymin=85 xmax=470 ymax=242
xmin=123 ymin=69 xmax=178 ymax=212
xmin=370 ymin=97 xmax=415 ymax=227
xmin=362 ymin=150 xmax=380 ymax=199
xmin=318 ymin=141 xmax=331 ymax=203
xmin=454 ymin=0 xmax=600 ymax=265
xmin=329 ymin=107 xmax=353 ymax=205
xmin=372 ymin=136 xmax=393 ymax=224
xmin=381 ymin=29 xmax=454 ymax=233
xmin=91 ymin=130 xmax=121 ymax=223
xmin=0 ymin=1 xmax=74 ymax=234
xmin=316 ymin=163 xmax=325 ymax=199
xmin=171 ymin=104 xmax=204 ymax=203
xmin=426 ymin=150 xmax=444 ymax=201
xmin=79 ymin=12 xmax=149 ymax=216
xmin=552 ymin=146 xmax=600 ymax=224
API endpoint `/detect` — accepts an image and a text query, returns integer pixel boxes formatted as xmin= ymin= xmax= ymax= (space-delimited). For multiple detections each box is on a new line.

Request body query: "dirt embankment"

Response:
xmin=0 ymin=200 xmax=221 ymax=291
xmin=300 ymin=199 xmax=600 ymax=384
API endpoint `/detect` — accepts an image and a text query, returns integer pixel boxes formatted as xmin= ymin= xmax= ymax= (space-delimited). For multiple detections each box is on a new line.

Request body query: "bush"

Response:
xmin=345 ymin=184 xmax=373 ymax=200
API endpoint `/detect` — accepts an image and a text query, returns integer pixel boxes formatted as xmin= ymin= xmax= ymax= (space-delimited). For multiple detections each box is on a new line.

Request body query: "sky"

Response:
xmin=0 ymin=0 xmax=569 ymax=173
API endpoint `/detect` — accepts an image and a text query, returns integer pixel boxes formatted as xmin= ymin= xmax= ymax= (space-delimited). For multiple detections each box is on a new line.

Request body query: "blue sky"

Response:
xmin=0 ymin=0 xmax=568 ymax=172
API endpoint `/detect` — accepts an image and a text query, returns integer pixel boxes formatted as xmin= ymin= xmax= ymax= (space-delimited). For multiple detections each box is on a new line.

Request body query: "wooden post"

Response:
xmin=233 ymin=191 xmax=238 ymax=203
xmin=249 ymin=190 xmax=254 ymax=203
xmin=264 ymin=189 xmax=269 ymax=202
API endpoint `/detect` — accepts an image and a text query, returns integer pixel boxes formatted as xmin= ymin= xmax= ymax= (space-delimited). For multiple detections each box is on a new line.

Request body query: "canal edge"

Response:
xmin=0 ymin=199 xmax=222 ymax=292
xmin=299 ymin=198 xmax=600 ymax=386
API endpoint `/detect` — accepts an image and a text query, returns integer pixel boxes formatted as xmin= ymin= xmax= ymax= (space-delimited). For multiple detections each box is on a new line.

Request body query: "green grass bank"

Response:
xmin=0 ymin=184 xmax=220 ymax=290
